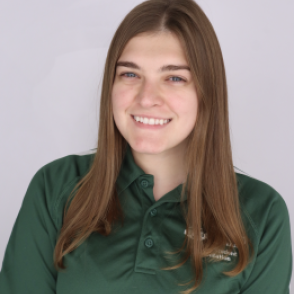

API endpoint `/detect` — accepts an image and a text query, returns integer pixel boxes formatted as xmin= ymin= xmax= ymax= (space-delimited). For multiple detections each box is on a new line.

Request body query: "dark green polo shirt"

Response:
xmin=0 ymin=145 xmax=292 ymax=293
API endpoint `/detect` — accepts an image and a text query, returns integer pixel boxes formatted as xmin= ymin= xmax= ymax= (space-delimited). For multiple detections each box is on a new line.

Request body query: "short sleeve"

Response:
xmin=240 ymin=195 xmax=292 ymax=293
xmin=0 ymin=167 xmax=58 ymax=293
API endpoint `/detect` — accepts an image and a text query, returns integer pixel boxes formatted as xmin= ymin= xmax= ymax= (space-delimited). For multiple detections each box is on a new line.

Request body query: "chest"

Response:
xmin=55 ymin=210 xmax=243 ymax=294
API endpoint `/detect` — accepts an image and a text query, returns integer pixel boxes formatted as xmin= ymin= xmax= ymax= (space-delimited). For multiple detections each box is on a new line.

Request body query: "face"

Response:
xmin=112 ymin=31 xmax=198 ymax=156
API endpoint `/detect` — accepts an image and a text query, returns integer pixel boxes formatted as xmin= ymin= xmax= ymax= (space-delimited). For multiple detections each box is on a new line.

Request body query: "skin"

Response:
xmin=112 ymin=31 xmax=198 ymax=201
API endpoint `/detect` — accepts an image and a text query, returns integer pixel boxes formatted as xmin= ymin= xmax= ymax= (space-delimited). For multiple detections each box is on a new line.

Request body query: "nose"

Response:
xmin=136 ymin=80 xmax=163 ymax=108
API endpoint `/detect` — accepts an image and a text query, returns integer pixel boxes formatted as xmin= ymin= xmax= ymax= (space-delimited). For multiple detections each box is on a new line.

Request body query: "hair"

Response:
xmin=54 ymin=0 xmax=253 ymax=293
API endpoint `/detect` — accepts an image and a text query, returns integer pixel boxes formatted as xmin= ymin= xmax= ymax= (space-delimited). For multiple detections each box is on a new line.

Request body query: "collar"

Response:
xmin=116 ymin=144 xmax=187 ymax=203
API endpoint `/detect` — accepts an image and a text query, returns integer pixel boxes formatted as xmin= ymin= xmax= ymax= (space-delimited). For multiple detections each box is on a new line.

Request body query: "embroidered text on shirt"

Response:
xmin=183 ymin=228 xmax=238 ymax=261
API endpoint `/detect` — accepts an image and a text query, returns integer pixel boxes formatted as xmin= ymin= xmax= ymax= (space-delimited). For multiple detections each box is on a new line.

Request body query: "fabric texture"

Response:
xmin=0 ymin=144 xmax=292 ymax=293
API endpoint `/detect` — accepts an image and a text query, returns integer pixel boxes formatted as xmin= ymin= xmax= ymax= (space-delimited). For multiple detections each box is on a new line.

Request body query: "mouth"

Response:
xmin=131 ymin=115 xmax=172 ymax=125
xmin=131 ymin=115 xmax=172 ymax=128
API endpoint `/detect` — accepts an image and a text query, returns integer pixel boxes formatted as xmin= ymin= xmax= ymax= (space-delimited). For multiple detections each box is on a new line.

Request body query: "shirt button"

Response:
xmin=150 ymin=208 xmax=157 ymax=217
xmin=140 ymin=180 xmax=149 ymax=188
xmin=144 ymin=238 xmax=154 ymax=248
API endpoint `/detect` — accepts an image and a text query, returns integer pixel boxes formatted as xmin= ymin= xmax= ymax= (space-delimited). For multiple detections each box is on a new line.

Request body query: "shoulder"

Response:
xmin=235 ymin=172 xmax=289 ymax=239
xmin=41 ymin=148 xmax=96 ymax=182
xmin=26 ymin=148 xmax=97 ymax=228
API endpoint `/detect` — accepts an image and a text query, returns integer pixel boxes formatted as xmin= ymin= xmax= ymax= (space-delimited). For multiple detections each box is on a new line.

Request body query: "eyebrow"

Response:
xmin=116 ymin=61 xmax=190 ymax=72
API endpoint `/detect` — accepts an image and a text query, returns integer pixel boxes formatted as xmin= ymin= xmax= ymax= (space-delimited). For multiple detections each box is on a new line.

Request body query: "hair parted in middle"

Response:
xmin=54 ymin=1 xmax=253 ymax=293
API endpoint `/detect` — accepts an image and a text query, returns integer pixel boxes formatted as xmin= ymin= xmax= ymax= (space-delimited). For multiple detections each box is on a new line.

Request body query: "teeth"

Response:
xmin=133 ymin=116 xmax=170 ymax=125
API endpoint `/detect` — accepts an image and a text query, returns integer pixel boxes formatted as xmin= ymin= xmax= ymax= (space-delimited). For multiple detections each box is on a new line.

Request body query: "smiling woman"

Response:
xmin=112 ymin=32 xmax=198 ymax=173
xmin=0 ymin=0 xmax=292 ymax=294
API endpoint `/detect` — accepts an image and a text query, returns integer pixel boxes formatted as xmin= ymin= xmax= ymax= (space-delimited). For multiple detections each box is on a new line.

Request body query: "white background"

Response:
xmin=0 ymin=0 xmax=293 ymax=290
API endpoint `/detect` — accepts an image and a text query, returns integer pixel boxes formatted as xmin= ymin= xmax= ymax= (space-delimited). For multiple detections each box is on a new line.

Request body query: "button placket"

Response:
xmin=134 ymin=204 xmax=164 ymax=274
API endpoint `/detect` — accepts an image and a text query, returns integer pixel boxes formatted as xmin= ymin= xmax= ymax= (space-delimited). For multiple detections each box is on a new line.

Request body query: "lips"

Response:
xmin=131 ymin=115 xmax=171 ymax=125
xmin=131 ymin=114 xmax=172 ymax=121
xmin=131 ymin=115 xmax=171 ymax=129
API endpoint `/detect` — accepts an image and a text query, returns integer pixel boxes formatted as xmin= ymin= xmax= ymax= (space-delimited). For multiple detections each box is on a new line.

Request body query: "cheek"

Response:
xmin=112 ymin=84 xmax=134 ymax=111
xmin=169 ymin=90 xmax=198 ymax=121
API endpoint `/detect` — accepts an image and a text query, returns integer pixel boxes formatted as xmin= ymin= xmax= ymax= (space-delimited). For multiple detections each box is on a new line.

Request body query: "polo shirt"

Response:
xmin=0 ymin=144 xmax=292 ymax=293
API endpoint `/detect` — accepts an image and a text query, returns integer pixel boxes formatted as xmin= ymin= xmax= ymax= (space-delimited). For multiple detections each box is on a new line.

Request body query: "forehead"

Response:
xmin=118 ymin=32 xmax=188 ymax=64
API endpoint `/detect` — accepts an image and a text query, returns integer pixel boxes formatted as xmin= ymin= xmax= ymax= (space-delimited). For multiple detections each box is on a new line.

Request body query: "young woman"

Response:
xmin=0 ymin=0 xmax=292 ymax=293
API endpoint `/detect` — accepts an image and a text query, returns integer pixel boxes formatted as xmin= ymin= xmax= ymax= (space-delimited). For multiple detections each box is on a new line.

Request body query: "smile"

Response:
xmin=132 ymin=115 xmax=172 ymax=126
xmin=131 ymin=115 xmax=172 ymax=129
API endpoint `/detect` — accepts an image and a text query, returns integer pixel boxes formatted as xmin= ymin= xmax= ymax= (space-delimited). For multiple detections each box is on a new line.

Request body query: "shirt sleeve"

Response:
xmin=240 ymin=194 xmax=292 ymax=294
xmin=0 ymin=167 xmax=58 ymax=293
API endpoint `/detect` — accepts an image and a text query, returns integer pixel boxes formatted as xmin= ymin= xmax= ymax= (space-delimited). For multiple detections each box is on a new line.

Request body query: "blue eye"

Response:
xmin=170 ymin=76 xmax=184 ymax=82
xmin=122 ymin=72 xmax=137 ymax=78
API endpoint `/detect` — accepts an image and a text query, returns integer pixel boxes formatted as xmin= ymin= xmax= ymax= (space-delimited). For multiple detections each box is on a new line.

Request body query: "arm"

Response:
xmin=240 ymin=195 xmax=292 ymax=293
xmin=0 ymin=167 xmax=58 ymax=293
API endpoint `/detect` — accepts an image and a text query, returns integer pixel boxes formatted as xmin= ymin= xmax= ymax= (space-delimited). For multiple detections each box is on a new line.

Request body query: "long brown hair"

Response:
xmin=54 ymin=0 xmax=252 ymax=293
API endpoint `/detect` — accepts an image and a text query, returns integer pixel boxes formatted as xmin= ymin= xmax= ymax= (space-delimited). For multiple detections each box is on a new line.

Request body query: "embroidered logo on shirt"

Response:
xmin=183 ymin=228 xmax=238 ymax=261
xmin=184 ymin=227 xmax=206 ymax=240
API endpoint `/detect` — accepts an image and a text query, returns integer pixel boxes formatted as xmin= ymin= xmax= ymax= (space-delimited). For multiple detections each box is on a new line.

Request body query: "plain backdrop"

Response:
xmin=0 ymin=0 xmax=293 ymax=290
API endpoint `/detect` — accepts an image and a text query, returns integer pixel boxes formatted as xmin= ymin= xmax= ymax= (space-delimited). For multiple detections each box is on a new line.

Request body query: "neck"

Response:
xmin=131 ymin=144 xmax=188 ymax=201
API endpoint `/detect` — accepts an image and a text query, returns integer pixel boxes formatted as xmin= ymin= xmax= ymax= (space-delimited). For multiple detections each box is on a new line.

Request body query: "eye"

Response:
xmin=169 ymin=76 xmax=185 ymax=83
xmin=120 ymin=72 xmax=137 ymax=78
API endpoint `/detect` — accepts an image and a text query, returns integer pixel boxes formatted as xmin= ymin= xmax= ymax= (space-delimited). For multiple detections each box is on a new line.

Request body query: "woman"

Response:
xmin=0 ymin=0 xmax=292 ymax=293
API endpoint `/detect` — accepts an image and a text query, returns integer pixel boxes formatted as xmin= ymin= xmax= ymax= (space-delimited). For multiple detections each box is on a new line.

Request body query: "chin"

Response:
xmin=128 ymin=139 xmax=167 ymax=155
